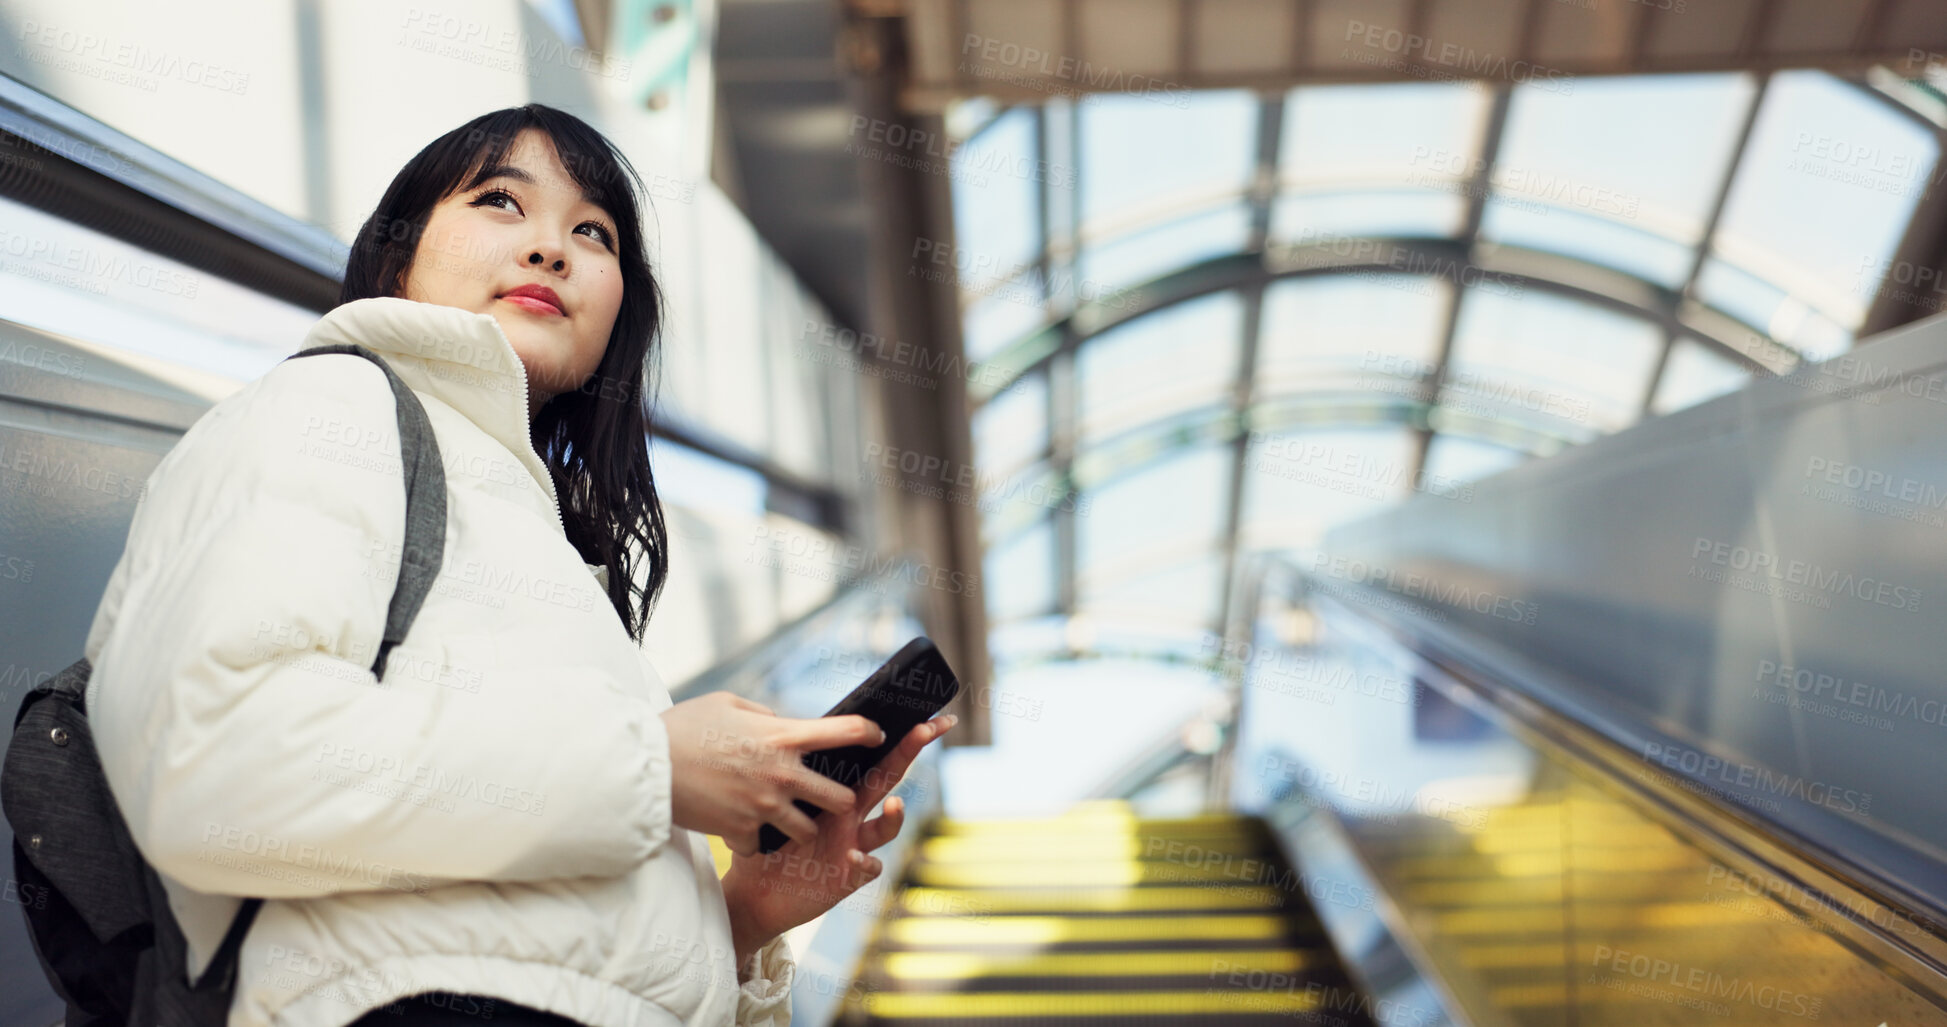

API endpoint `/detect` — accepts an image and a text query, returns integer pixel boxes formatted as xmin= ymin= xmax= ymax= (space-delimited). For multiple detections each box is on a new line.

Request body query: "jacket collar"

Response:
xmin=298 ymin=297 xmax=560 ymax=516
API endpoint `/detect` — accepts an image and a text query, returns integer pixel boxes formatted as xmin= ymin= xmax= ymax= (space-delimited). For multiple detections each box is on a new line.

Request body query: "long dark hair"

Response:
xmin=338 ymin=103 xmax=669 ymax=642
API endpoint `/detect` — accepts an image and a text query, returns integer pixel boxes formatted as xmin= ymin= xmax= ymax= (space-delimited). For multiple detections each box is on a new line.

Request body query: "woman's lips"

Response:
xmin=500 ymin=295 xmax=565 ymax=317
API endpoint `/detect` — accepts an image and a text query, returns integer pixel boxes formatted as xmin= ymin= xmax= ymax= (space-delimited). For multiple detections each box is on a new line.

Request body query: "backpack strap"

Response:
xmin=283 ymin=342 xmax=449 ymax=681
xmin=182 ymin=341 xmax=450 ymax=998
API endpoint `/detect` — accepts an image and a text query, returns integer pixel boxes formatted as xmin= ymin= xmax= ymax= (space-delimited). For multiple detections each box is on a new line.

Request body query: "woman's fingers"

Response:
xmin=855 ymin=732 xmax=921 ymax=810
xmin=767 ymin=800 xmax=823 ymax=847
xmin=857 ymin=715 xmax=957 ymax=811
xmin=858 ymin=795 xmax=905 ymax=851
xmin=847 ymin=848 xmax=883 ymax=881
xmin=783 ymin=713 xmax=884 ymax=752
xmin=789 ymin=768 xmax=859 ymax=816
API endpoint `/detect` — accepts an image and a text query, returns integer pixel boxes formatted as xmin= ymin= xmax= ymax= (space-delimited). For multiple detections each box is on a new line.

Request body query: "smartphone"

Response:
xmin=756 ymin=636 xmax=961 ymax=854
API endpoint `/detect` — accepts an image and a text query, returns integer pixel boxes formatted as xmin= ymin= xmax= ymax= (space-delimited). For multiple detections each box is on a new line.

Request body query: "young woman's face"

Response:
xmin=400 ymin=127 xmax=624 ymax=418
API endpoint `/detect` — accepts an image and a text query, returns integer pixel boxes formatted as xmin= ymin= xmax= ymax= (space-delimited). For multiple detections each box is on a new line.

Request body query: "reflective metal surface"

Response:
xmin=1231 ymin=584 xmax=1947 ymax=1027
xmin=1320 ymin=310 xmax=1947 ymax=922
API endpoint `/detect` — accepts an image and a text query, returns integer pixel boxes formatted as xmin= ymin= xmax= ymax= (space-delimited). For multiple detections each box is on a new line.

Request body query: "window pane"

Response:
xmin=1269 ymin=190 xmax=1468 ymax=243
xmin=1080 ymin=90 xmax=1258 ymax=227
xmin=1270 ymin=81 xmax=1487 ymax=245
xmin=952 ymin=106 xmax=1042 ymax=283
xmin=1696 ymin=258 xmax=1852 ymax=360
xmin=1078 ymin=292 xmax=1244 ymax=444
xmin=984 ymin=519 xmax=1055 ymax=624
xmin=1280 ymin=81 xmax=1490 ymax=190
xmin=1442 ymin=288 xmax=1663 ymax=435
xmin=1480 ymin=200 xmax=1695 ymax=287
xmin=1077 ymin=203 xmax=1250 ymax=294
xmin=763 ymin=258 xmax=834 ymax=483
xmin=1240 ymin=428 xmax=1419 ymax=551
xmin=643 ymin=510 xmax=833 ymax=687
xmin=1709 ymin=70 xmax=1939 ymax=330
xmin=1257 ymin=274 xmax=1452 ymax=397
xmin=1494 ymin=74 xmax=1755 ymax=244
xmin=1076 ymin=443 xmax=1233 ymax=579
xmin=963 ymin=280 xmax=1048 ymax=362
xmin=1077 ymin=556 xmax=1225 ymax=631
xmin=654 ymin=440 xmax=768 ymax=518
xmin=974 ymin=371 xmax=1049 ymax=476
xmin=1651 ymin=337 xmax=1752 ymax=416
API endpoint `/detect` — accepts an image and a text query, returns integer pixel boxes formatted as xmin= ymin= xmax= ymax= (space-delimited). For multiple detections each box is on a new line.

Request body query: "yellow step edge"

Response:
xmin=1389 ymin=849 xmax=1694 ymax=879
xmin=1402 ymin=877 xmax=1702 ymax=905
xmin=899 ymin=885 xmax=1287 ymax=915
xmin=921 ymin=837 xmax=1262 ymax=861
xmin=911 ymin=863 xmax=1273 ymax=887
xmin=1430 ymin=900 xmax=1800 ymax=935
xmin=880 ymin=948 xmax=1327 ymax=979
xmin=887 ymin=913 xmax=1299 ymax=946
xmin=933 ymin=815 xmax=1256 ymax=834
xmin=1486 ymin=983 xmax=1571 ymax=1007
xmin=860 ymin=988 xmax=1325 ymax=1017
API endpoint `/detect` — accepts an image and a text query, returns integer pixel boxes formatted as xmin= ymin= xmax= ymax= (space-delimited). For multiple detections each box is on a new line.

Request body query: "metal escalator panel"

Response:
xmin=1225 ymin=578 xmax=1947 ymax=1027
xmin=1321 ymin=743 xmax=1947 ymax=1026
xmin=836 ymin=799 xmax=1382 ymax=1026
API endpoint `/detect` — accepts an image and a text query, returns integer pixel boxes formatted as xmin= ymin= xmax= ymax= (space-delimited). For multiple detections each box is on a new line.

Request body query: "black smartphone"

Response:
xmin=756 ymin=636 xmax=961 ymax=854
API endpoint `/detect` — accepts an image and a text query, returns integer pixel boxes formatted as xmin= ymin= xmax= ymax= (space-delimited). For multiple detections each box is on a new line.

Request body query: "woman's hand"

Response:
xmin=658 ymin=691 xmax=887 ymax=855
xmin=718 ymin=712 xmax=958 ymax=976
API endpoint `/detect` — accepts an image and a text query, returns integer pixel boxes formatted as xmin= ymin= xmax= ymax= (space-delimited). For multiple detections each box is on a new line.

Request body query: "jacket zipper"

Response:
xmin=498 ymin=328 xmax=568 ymax=538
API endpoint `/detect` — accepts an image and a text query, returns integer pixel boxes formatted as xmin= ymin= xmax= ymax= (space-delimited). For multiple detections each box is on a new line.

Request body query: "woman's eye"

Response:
xmin=472 ymin=189 xmax=613 ymax=249
xmin=472 ymin=189 xmax=519 ymax=213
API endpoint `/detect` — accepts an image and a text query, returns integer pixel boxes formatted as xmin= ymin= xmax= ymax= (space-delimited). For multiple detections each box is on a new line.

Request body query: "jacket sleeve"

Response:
xmin=734 ymin=934 xmax=795 ymax=1027
xmin=83 ymin=354 xmax=675 ymax=898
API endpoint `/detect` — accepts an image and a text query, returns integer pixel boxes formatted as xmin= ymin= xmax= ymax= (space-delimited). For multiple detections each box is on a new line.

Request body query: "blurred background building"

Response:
xmin=6 ymin=0 xmax=1947 ymax=1024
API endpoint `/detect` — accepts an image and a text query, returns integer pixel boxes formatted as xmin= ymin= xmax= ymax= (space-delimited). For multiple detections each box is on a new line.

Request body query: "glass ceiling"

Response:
xmin=953 ymin=69 xmax=1943 ymax=652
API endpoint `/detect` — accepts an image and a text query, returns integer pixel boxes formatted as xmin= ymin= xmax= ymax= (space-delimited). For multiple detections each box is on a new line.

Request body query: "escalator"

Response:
xmin=831 ymin=799 xmax=1377 ymax=1026
xmin=684 ymin=551 xmax=1947 ymax=1027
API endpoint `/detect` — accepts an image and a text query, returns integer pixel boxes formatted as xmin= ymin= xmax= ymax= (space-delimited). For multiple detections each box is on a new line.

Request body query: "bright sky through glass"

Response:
xmin=948 ymin=69 xmax=1941 ymax=654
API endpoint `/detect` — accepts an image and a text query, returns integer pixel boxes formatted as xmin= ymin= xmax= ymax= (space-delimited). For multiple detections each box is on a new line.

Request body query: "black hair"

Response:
xmin=338 ymin=103 xmax=669 ymax=642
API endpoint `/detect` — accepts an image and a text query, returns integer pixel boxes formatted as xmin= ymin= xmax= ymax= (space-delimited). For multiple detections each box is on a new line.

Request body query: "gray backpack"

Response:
xmin=0 ymin=342 xmax=448 ymax=1027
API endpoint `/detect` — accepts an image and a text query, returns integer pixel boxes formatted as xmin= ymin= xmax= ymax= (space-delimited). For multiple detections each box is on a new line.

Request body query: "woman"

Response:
xmin=81 ymin=103 xmax=954 ymax=1027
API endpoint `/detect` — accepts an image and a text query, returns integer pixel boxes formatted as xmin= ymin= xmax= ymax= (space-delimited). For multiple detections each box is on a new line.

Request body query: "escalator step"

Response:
xmin=883 ymin=913 xmax=1315 ymax=948
xmin=841 ymin=808 xmax=1376 ymax=1027
xmin=856 ymin=987 xmax=1336 ymax=1020
xmin=878 ymin=947 xmax=1333 ymax=980
xmin=918 ymin=835 xmax=1264 ymax=862
xmin=908 ymin=861 xmax=1288 ymax=888
xmin=898 ymin=885 xmax=1293 ymax=915
xmin=930 ymin=807 xmax=1256 ymax=837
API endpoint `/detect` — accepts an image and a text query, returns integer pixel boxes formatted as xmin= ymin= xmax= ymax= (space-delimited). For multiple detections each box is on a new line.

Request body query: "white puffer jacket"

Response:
xmin=82 ymin=296 xmax=794 ymax=1027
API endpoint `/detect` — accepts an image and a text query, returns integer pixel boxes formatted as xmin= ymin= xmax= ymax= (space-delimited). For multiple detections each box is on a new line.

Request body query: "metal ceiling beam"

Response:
xmin=1047 ymin=98 xmax=1082 ymax=628
xmin=1408 ymin=81 xmax=1513 ymax=487
xmin=979 ymin=390 xmax=1582 ymax=557
xmin=848 ymin=10 xmax=995 ymax=746
xmin=898 ymin=55 xmax=1929 ymax=115
xmin=1214 ymin=92 xmax=1286 ymax=645
xmin=1859 ymin=73 xmax=1947 ymax=337
xmin=977 ymin=237 xmax=1785 ymax=404
xmin=1642 ymin=71 xmax=1771 ymax=419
